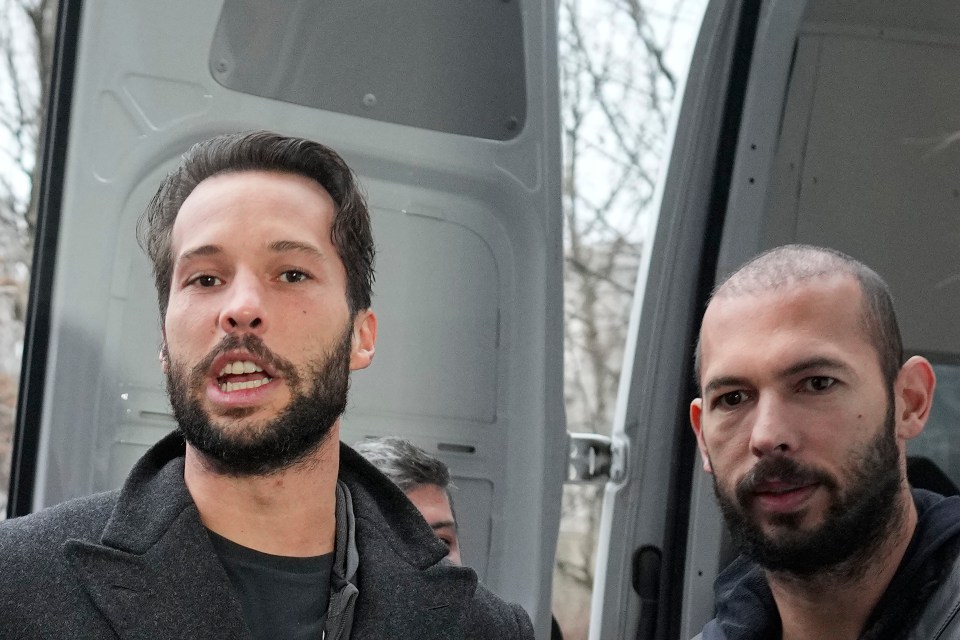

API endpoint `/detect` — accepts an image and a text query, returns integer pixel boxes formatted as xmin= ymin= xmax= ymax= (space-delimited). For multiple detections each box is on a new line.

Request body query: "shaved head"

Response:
xmin=694 ymin=245 xmax=903 ymax=390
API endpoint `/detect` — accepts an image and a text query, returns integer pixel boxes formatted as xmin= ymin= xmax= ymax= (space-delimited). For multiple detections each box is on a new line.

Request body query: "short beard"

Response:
xmin=165 ymin=325 xmax=353 ymax=477
xmin=714 ymin=403 xmax=903 ymax=579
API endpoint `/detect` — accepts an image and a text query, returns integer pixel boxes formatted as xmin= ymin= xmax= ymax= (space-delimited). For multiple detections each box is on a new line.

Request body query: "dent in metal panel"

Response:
xmin=123 ymin=74 xmax=212 ymax=131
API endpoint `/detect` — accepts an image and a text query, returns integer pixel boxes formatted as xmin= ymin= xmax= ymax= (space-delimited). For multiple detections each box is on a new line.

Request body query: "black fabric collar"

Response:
xmin=860 ymin=490 xmax=960 ymax=639
xmin=705 ymin=490 xmax=960 ymax=640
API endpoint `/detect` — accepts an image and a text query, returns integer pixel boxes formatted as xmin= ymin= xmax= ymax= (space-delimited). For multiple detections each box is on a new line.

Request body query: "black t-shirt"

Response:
xmin=207 ymin=529 xmax=335 ymax=640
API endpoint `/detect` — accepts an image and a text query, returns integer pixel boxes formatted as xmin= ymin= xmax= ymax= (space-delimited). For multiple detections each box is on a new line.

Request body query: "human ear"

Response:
xmin=349 ymin=309 xmax=377 ymax=371
xmin=894 ymin=355 xmax=936 ymax=441
xmin=159 ymin=329 xmax=169 ymax=375
xmin=690 ymin=398 xmax=713 ymax=473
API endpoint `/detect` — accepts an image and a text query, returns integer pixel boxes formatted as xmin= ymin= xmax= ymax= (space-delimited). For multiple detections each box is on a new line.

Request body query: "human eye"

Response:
xmin=713 ymin=390 xmax=751 ymax=410
xmin=278 ymin=269 xmax=311 ymax=284
xmin=801 ymin=376 xmax=837 ymax=393
xmin=186 ymin=273 xmax=223 ymax=288
xmin=436 ymin=534 xmax=453 ymax=549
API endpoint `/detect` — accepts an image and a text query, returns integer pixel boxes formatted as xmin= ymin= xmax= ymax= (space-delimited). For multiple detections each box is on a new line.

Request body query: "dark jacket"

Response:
xmin=694 ymin=490 xmax=960 ymax=640
xmin=0 ymin=432 xmax=534 ymax=639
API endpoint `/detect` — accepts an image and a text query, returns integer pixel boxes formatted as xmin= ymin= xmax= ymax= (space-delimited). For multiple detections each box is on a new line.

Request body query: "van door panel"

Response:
xmin=15 ymin=0 xmax=564 ymax=632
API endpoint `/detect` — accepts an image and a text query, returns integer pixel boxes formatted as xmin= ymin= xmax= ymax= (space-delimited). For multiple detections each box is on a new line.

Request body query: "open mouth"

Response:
xmin=215 ymin=359 xmax=274 ymax=393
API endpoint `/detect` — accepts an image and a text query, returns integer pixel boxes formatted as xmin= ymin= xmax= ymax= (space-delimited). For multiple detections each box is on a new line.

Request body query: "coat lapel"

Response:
xmin=64 ymin=512 xmax=250 ymax=640
xmin=62 ymin=434 xmax=483 ymax=640
xmin=64 ymin=433 xmax=250 ymax=640
xmin=350 ymin=555 xmax=477 ymax=639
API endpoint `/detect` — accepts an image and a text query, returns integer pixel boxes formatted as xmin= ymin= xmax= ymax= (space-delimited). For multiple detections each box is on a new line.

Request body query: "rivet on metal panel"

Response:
xmin=362 ymin=93 xmax=377 ymax=108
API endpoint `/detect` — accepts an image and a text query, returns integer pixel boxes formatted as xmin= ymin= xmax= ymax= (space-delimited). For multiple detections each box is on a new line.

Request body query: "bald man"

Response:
xmin=690 ymin=245 xmax=960 ymax=639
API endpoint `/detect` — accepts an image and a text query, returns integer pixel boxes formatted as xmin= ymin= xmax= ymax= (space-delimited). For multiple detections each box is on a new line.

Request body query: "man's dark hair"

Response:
xmin=137 ymin=130 xmax=375 ymax=320
xmin=694 ymin=244 xmax=903 ymax=390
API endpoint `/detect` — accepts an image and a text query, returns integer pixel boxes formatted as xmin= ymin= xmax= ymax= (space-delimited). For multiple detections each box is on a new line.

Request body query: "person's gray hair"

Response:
xmin=353 ymin=437 xmax=453 ymax=493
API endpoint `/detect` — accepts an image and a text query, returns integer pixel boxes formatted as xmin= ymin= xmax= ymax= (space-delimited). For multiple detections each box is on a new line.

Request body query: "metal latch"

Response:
xmin=566 ymin=433 xmax=628 ymax=483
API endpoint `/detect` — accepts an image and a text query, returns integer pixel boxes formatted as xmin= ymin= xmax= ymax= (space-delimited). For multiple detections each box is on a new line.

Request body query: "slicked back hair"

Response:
xmin=137 ymin=130 xmax=375 ymax=321
xmin=353 ymin=436 xmax=456 ymax=519
xmin=694 ymin=244 xmax=903 ymax=392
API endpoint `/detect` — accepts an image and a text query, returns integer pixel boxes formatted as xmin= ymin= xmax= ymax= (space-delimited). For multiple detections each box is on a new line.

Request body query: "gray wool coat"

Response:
xmin=0 ymin=432 xmax=534 ymax=639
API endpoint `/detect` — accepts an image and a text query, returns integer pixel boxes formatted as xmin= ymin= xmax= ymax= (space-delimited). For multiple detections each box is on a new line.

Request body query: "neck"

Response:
xmin=184 ymin=425 xmax=341 ymax=557
xmin=769 ymin=489 xmax=918 ymax=640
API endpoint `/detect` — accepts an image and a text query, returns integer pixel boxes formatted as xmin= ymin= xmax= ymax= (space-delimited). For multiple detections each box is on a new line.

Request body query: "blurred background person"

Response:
xmin=356 ymin=437 xmax=565 ymax=639
xmin=354 ymin=436 xmax=461 ymax=565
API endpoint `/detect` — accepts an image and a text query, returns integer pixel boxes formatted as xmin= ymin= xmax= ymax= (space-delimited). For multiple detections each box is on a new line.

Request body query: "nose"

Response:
xmin=219 ymin=272 xmax=266 ymax=334
xmin=748 ymin=393 xmax=795 ymax=458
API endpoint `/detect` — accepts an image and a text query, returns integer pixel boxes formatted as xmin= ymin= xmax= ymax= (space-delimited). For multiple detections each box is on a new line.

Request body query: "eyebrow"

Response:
xmin=702 ymin=356 xmax=854 ymax=397
xmin=779 ymin=356 xmax=853 ymax=379
xmin=176 ymin=244 xmax=222 ymax=267
xmin=431 ymin=521 xmax=457 ymax=532
xmin=175 ymin=240 xmax=325 ymax=268
xmin=703 ymin=376 xmax=750 ymax=398
xmin=268 ymin=239 xmax=325 ymax=260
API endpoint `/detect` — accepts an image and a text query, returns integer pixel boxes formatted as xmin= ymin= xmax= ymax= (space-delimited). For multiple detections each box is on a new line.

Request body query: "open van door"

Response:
xmin=591 ymin=0 xmax=960 ymax=637
xmin=10 ymin=0 xmax=566 ymax=634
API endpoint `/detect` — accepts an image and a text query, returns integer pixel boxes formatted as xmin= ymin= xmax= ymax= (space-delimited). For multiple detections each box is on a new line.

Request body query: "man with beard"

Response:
xmin=0 ymin=131 xmax=534 ymax=639
xmin=689 ymin=244 xmax=960 ymax=640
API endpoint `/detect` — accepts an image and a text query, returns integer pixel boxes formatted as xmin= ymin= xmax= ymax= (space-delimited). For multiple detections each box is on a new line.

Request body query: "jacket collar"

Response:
xmin=704 ymin=491 xmax=960 ymax=640
xmin=64 ymin=432 xmax=250 ymax=639
xmin=63 ymin=433 xmax=479 ymax=639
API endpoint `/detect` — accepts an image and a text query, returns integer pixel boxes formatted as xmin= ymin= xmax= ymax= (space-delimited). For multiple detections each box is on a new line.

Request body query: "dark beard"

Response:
xmin=714 ymin=403 xmax=902 ymax=578
xmin=165 ymin=325 xmax=353 ymax=477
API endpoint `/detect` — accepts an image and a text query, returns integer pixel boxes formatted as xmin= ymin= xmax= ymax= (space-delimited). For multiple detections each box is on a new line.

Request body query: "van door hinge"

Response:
xmin=566 ymin=433 xmax=628 ymax=483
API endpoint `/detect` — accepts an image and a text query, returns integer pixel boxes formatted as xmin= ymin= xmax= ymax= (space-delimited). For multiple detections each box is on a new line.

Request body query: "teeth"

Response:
xmin=217 ymin=360 xmax=264 ymax=376
xmin=218 ymin=377 xmax=272 ymax=392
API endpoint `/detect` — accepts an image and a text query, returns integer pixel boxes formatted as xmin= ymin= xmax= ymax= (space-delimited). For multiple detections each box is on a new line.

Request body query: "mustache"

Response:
xmin=735 ymin=456 xmax=838 ymax=503
xmin=188 ymin=333 xmax=301 ymax=388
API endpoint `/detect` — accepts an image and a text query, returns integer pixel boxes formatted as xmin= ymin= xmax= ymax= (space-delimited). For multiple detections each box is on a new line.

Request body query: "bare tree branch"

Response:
xmin=555 ymin=2 xmax=694 ymax=631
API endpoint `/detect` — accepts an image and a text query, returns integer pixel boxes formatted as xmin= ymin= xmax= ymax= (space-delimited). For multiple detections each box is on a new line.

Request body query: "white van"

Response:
xmin=9 ymin=0 xmax=960 ymax=638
